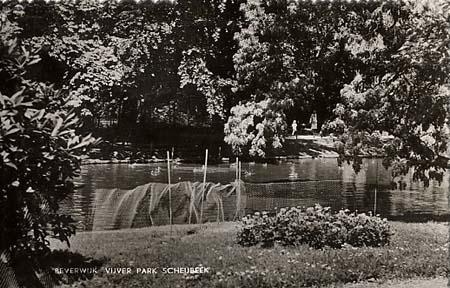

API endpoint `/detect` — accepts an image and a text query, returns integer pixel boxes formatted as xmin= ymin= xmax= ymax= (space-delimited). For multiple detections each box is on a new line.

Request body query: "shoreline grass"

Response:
xmin=53 ymin=221 xmax=448 ymax=287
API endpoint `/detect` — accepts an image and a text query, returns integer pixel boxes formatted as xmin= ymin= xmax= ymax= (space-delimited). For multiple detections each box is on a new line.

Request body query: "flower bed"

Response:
xmin=237 ymin=205 xmax=391 ymax=249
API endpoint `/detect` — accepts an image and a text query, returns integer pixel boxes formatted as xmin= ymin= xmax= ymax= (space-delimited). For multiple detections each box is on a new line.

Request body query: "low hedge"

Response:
xmin=237 ymin=205 xmax=392 ymax=249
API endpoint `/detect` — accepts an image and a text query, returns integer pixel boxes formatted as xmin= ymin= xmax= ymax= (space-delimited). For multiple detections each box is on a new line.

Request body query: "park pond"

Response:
xmin=67 ymin=158 xmax=449 ymax=231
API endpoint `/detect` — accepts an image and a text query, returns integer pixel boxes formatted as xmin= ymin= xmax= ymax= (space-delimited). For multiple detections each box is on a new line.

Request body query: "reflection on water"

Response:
xmin=68 ymin=158 xmax=449 ymax=230
xmin=289 ymin=165 xmax=298 ymax=180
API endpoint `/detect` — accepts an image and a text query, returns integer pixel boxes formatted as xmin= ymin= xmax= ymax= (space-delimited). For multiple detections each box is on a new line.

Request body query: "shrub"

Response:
xmin=237 ymin=205 xmax=391 ymax=249
xmin=1 ymin=4 xmax=97 ymax=286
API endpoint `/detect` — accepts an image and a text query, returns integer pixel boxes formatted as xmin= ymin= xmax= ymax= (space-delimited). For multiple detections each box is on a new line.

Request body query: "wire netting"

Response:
xmin=244 ymin=180 xmax=344 ymax=213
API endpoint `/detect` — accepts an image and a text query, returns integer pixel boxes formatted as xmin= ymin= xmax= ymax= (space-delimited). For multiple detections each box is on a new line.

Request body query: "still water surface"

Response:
xmin=70 ymin=158 xmax=449 ymax=230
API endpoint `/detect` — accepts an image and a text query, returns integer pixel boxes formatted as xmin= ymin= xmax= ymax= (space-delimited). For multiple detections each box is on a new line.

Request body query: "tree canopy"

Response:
xmin=323 ymin=0 xmax=450 ymax=184
xmin=6 ymin=0 xmax=450 ymax=169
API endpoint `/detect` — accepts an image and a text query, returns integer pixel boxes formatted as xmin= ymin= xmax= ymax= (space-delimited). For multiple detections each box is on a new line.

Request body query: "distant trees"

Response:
xmin=7 ymin=0 xmax=450 ymax=166
xmin=224 ymin=0 xmax=400 ymax=156
xmin=224 ymin=0 xmax=450 ymax=172
xmin=17 ymin=0 xmax=243 ymax=140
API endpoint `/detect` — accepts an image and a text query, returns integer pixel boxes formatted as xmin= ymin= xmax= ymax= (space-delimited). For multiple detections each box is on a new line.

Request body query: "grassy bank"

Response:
xmin=53 ymin=222 xmax=448 ymax=287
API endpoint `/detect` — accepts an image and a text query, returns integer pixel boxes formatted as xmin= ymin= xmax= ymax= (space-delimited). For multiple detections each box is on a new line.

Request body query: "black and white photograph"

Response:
xmin=1 ymin=0 xmax=449 ymax=287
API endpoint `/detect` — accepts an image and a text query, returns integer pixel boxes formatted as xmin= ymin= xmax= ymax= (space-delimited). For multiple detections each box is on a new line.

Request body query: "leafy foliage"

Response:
xmin=8 ymin=0 xmax=450 ymax=172
xmin=224 ymin=99 xmax=287 ymax=157
xmin=237 ymin=205 xmax=391 ymax=249
xmin=24 ymin=1 xmax=126 ymax=121
xmin=224 ymin=0 xmax=450 ymax=168
xmin=323 ymin=0 xmax=450 ymax=184
xmin=0 ymin=3 xmax=96 ymax=285
xmin=225 ymin=0 xmax=394 ymax=156
xmin=178 ymin=48 xmax=235 ymax=118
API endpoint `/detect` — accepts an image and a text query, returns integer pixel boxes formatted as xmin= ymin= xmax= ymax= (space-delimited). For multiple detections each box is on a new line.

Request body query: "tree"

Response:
xmin=224 ymin=0 xmax=301 ymax=156
xmin=22 ymin=1 xmax=125 ymax=127
xmin=224 ymin=99 xmax=287 ymax=156
xmin=324 ymin=0 xmax=450 ymax=185
xmin=224 ymin=0 xmax=363 ymax=156
xmin=176 ymin=0 xmax=242 ymax=126
xmin=1 ymin=3 xmax=96 ymax=285
xmin=17 ymin=0 xmax=244 ymax=146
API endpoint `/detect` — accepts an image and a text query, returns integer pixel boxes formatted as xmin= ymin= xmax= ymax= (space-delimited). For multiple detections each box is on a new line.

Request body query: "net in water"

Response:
xmin=92 ymin=180 xmax=246 ymax=230
xmin=91 ymin=179 xmax=348 ymax=231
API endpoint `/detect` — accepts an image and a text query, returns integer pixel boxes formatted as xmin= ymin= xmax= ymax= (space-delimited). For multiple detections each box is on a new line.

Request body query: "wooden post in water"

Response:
xmin=374 ymin=160 xmax=378 ymax=215
xmin=374 ymin=187 xmax=377 ymax=215
xmin=200 ymin=149 xmax=208 ymax=223
xmin=235 ymin=157 xmax=239 ymax=182
xmin=238 ymin=160 xmax=241 ymax=206
xmin=233 ymin=157 xmax=239 ymax=221
xmin=167 ymin=151 xmax=173 ymax=233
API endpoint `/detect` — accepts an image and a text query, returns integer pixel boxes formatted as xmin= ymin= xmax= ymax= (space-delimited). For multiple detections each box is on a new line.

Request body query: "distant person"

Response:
xmin=309 ymin=111 xmax=318 ymax=138
xmin=309 ymin=111 xmax=318 ymax=134
xmin=291 ymin=120 xmax=298 ymax=139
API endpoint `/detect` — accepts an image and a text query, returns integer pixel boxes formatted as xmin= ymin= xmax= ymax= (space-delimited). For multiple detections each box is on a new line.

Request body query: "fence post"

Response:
xmin=235 ymin=157 xmax=239 ymax=182
xmin=238 ymin=161 xmax=241 ymax=212
xmin=374 ymin=160 xmax=378 ymax=214
xmin=167 ymin=151 xmax=173 ymax=234
xmin=200 ymin=149 xmax=208 ymax=223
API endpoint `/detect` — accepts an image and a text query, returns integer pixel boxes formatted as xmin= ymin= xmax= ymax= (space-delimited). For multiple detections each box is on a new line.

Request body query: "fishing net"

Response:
xmin=244 ymin=180 xmax=344 ymax=212
xmin=92 ymin=184 xmax=149 ymax=231
xmin=0 ymin=260 xmax=19 ymax=288
xmin=91 ymin=179 xmax=351 ymax=231
xmin=92 ymin=180 xmax=246 ymax=231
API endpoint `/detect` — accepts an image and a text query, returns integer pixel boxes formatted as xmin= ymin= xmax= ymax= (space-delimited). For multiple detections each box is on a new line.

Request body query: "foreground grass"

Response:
xmin=53 ymin=222 xmax=448 ymax=288
xmin=330 ymin=277 xmax=448 ymax=288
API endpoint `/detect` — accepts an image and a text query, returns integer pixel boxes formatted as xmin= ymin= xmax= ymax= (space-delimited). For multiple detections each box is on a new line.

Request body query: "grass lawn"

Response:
xmin=52 ymin=221 xmax=448 ymax=288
